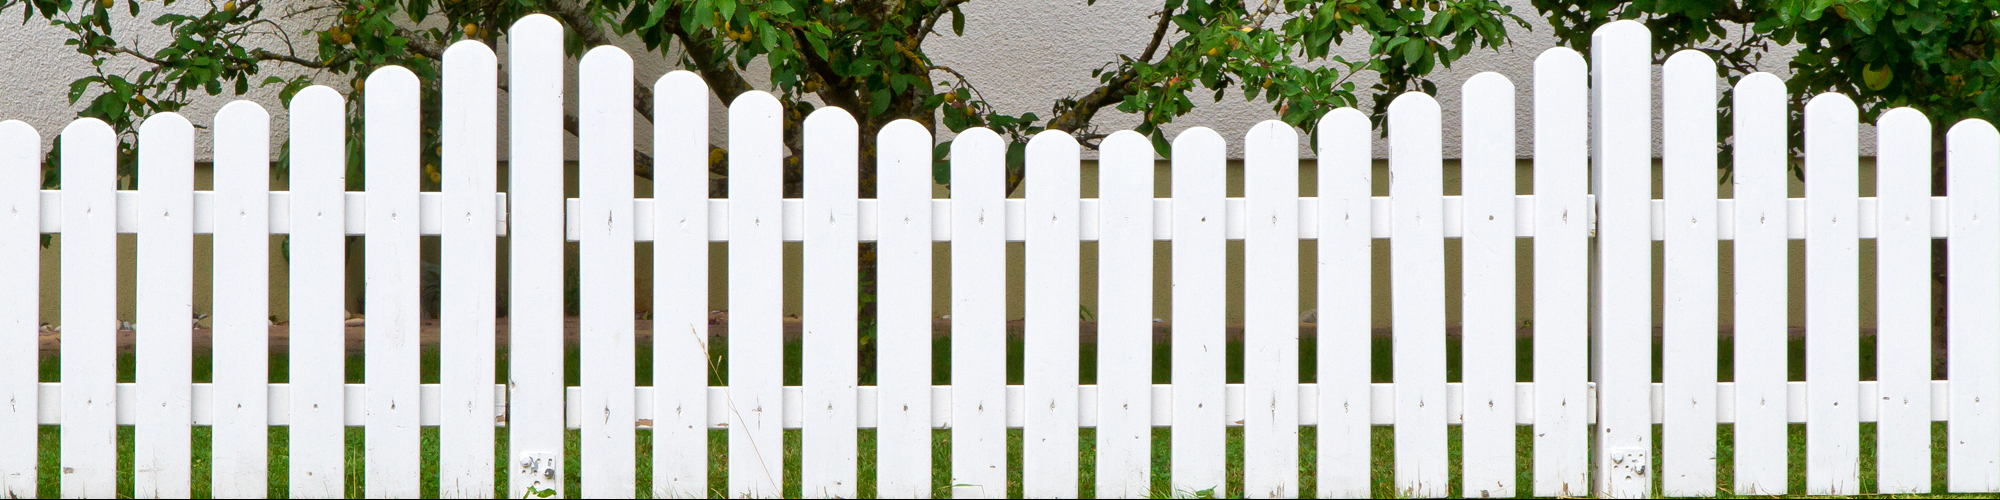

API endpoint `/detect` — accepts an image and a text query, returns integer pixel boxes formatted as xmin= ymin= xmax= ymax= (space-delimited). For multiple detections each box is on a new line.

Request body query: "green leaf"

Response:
xmin=951 ymin=5 xmax=965 ymax=36
xmin=869 ymin=88 xmax=891 ymax=116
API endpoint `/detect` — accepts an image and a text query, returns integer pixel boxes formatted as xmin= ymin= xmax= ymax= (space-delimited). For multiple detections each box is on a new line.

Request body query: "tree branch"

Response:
xmin=1044 ymin=7 xmax=1175 ymax=135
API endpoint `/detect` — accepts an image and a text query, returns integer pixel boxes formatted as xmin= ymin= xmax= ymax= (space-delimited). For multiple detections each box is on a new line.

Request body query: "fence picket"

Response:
xmin=364 ymin=65 xmax=423 ymax=498
xmin=1242 ymin=120 xmax=1299 ymax=498
xmin=652 ymin=69 xmax=711 ymax=498
xmin=1662 ymin=50 xmax=1719 ymax=497
xmin=0 ymin=120 xmax=36 ymax=500
xmin=579 ymin=45 xmax=638 ymax=497
xmin=439 ymin=40 xmax=497 ymax=498
xmin=1532 ymin=47 xmax=1591 ymax=498
xmin=1095 ymin=130 xmax=1153 ymax=498
xmin=727 ymin=90 xmax=786 ymax=497
xmin=802 ymin=107 xmax=859 ymax=498
xmin=59 ymin=118 xmax=118 ymax=499
xmin=1731 ymin=72 xmax=1790 ymax=495
xmin=1460 ymin=72 xmax=1517 ymax=499
xmin=949 ymin=127 xmax=1008 ymax=499
xmin=505 ymin=14 xmax=566 ymax=499
xmin=1023 ymin=130 xmax=1081 ymax=497
xmin=213 ymin=100 xmax=272 ymax=498
xmin=874 ymin=119 xmax=934 ymax=498
xmin=1948 ymin=118 xmax=2000 ymax=493
xmin=1875 ymin=107 xmax=1933 ymax=494
xmin=135 ymin=112 xmax=194 ymax=499
xmin=1804 ymin=93 xmax=1861 ymax=495
xmin=1315 ymin=108 xmax=1371 ymax=499
xmin=287 ymin=86 xmax=348 ymax=499
xmin=1589 ymin=20 xmax=1655 ymax=498
xmin=1388 ymin=91 xmax=1446 ymax=498
xmin=1170 ymin=127 xmax=1228 ymax=497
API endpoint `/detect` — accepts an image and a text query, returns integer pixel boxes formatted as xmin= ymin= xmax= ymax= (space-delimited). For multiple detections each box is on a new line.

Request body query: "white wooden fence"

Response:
xmin=1 ymin=15 xmax=1998 ymax=499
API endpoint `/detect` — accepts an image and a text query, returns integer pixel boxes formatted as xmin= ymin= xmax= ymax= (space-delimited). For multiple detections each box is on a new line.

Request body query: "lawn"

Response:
xmin=26 ymin=333 xmax=1987 ymax=498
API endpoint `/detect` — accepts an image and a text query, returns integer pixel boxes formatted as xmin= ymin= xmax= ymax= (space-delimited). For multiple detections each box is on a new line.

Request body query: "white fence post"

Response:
xmin=1805 ymin=92 xmax=1862 ymax=495
xmin=1589 ymin=19 xmax=1654 ymax=499
xmin=1388 ymin=91 xmax=1445 ymax=498
xmin=363 ymin=64 xmax=423 ymax=498
xmin=1094 ymin=130 xmax=1153 ymax=499
xmin=505 ymin=13 xmax=567 ymax=500
xmin=0 ymin=119 xmax=38 ymax=500
xmin=1531 ymin=46 xmax=1590 ymax=498
xmin=213 ymin=99 xmax=272 ymax=499
xmin=1662 ymin=49 xmax=1718 ymax=497
xmin=59 ymin=117 xmax=118 ymax=499
xmin=874 ymin=118 xmax=934 ymax=498
xmin=802 ymin=106 xmax=859 ymax=498
xmin=652 ymin=69 xmax=712 ymax=498
xmin=1875 ymin=106 xmax=1934 ymax=494
xmin=579 ymin=45 xmax=638 ymax=497
xmin=1023 ymin=129 xmax=1080 ymax=498
xmin=1730 ymin=71 xmax=1790 ymax=496
xmin=287 ymin=85 xmax=348 ymax=499
xmin=439 ymin=39 xmax=499 ymax=499
xmin=1315 ymin=108 xmax=1372 ymax=499
xmin=1169 ymin=127 xmax=1226 ymax=497
xmin=1460 ymin=71 xmax=1517 ymax=499
xmin=1242 ymin=120 xmax=1299 ymax=498
xmin=1948 ymin=117 xmax=2000 ymax=493
xmin=727 ymin=90 xmax=786 ymax=498
xmin=948 ymin=127 xmax=1007 ymax=499
xmin=135 ymin=112 xmax=194 ymax=499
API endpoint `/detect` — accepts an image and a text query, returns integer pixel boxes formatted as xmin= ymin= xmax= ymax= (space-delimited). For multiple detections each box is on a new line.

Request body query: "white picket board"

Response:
xmin=1241 ymin=120 xmax=1299 ymax=498
xmin=135 ymin=112 xmax=194 ymax=499
xmin=1589 ymin=20 xmax=1654 ymax=499
xmin=949 ymin=127 xmax=1008 ymax=499
xmin=505 ymin=14 xmax=567 ymax=499
xmin=1949 ymin=118 xmax=2000 ymax=493
xmin=1730 ymin=72 xmax=1790 ymax=495
xmin=652 ymin=69 xmax=712 ymax=498
xmin=874 ymin=119 xmax=933 ymax=498
xmin=213 ymin=100 xmax=273 ymax=498
xmin=439 ymin=39 xmax=498 ymax=498
xmin=1804 ymin=93 xmax=1861 ymax=495
xmin=1094 ymin=130 xmax=1153 ymax=498
xmin=802 ymin=107 xmax=859 ymax=498
xmin=1661 ymin=50 xmax=1718 ymax=497
xmin=727 ymin=90 xmax=786 ymax=497
xmin=1460 ymin=71 xmax=1516 ymax=499
xmin=1876 ymin=106 xmax=1933 ymax=494
xmin=287 ymin=86 xmax=348 ymax=499
xmin=364 ymin=65 xmax=423 ymax=498
xmin=1531 ymin=47 xmax=1591 ymax=498
xmin=0 ymin=120 xmax=38 ymax=500
xmin=1315 ymin=108 xmax=1371 ymax=499
xmin=579 ymin=45 xmax=638 ymax=497
xmin=1170 ymin=127 xmax=1228 ymax=496
xmin=1388 ymin=91 xmax=1447 ymax=498
xmin=59 ymin=118 xmax=117 ymax=499
xmin=1023 ymin=130 xmax=1080 ymax=498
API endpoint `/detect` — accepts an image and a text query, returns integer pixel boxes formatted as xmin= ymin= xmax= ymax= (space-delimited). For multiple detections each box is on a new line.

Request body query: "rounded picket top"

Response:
xmin=1172 ymin=126 xmax=1223 ymax=152
xmin=365 ymin=64 xmax=417 ymax=95
xmin=1591 ymin=19 xmax=1650 ymax=46
xmin=580 ymin=45 xmax=633 ymax=75
xmin=1318 ymin=107 xmax=1366 ymax=132
xmin=804 ymin=105 xmax=856 ymax=131
xmin=1947 ymin=117 xmax=1999 ymax=150
xmin=1879 ymin=107 xmax=1930 ymax=132
xmin=290 ymin=85 xmax=345 ymax=111
xmin=1465 ymin=71 xmax=1514 ymax=95
xmin=1665 ymin=49 xmax=1716 ymax=75
xmin=656 ymin=70 xmax=708 ymax=97
xmin=1027 ymin=129 xmax=1080 ymax=182
xmin=0 ymin=120 xmax=42 ymax=179
xmin=877 ymin=119 xmax=932 ymax=175
xmin=1245 ymin=120 xmax=1299 ymax=173
xmin=1099 ymin=130 xmax=1150 ymax=165
xmin=63 ymin=116 xmax=114 ymax=138
xmin=731 ymin=90 xmax=783 ymax=123
xmin=1388 ymin=91 xmax=1440 ymax=118
xmin=511 ymin=13 xmax=561 ymax=37
xmin=1734 ymin=72 xmax=1784 ymax=96
xmin=138 ymin=112 xmax=192 ymax=137
xmin=444 ymin=39 xmax=497 ymax=67
xmin=1805 ymin=92 xmax=1858 ymax=122
xmin=218 ymin=99 xmax=270 ymax=124
xmin=1535 ymin=46 xmax=1585 ymax=74
xmin=1028 ymin=128 xmax=1079 ymax=151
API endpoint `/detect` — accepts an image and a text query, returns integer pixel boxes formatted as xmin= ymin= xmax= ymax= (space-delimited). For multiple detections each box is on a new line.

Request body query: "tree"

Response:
xmin=3 ymin=0 xmax=1527 ymax=196
xmin=1536 ymin=0 xmax=2000 ymax=375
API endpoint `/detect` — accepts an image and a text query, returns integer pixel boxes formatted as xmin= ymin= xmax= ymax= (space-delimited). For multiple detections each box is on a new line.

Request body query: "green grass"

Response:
xmin=27 ymin=334 xmax=1979 ymax=498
